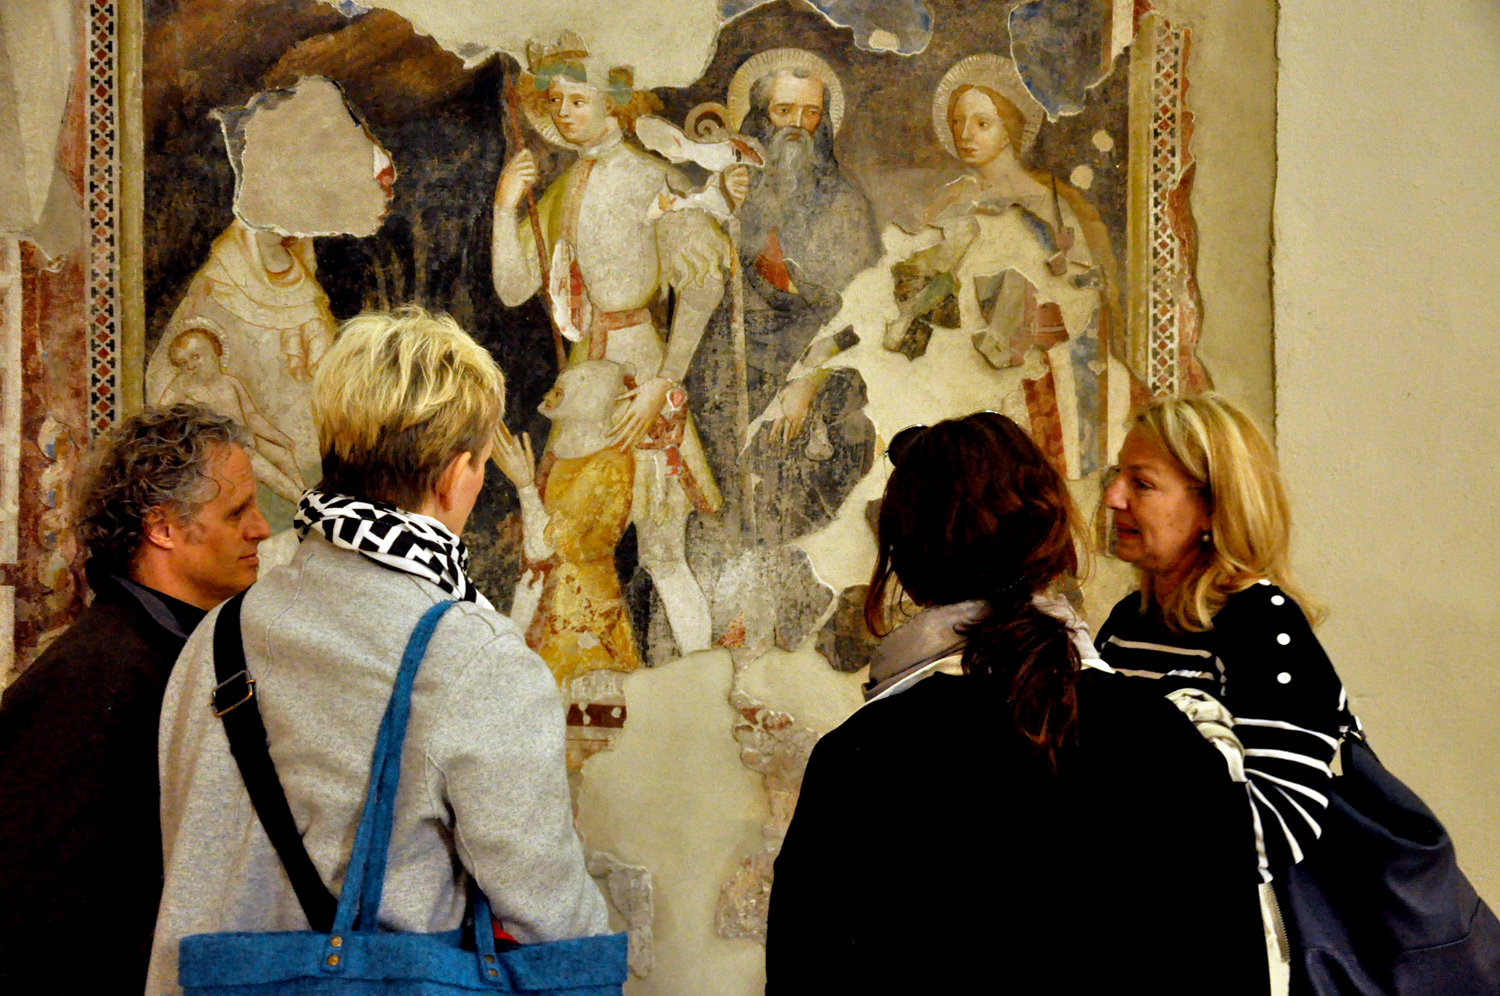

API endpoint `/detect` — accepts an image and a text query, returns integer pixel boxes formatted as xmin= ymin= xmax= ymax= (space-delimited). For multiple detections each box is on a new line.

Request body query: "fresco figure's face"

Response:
xmin=1103 ymin=430 xmax=1212 ymax=588
xmin=171 ymin=335 xmax=217 ymax=377
xmin=546 ymin=78 xmax=613 ymax=146
xmin=950 ymin=87 xmax=1008 ymax=167
xmin=766 ymin=74 xmax=824 ymax=135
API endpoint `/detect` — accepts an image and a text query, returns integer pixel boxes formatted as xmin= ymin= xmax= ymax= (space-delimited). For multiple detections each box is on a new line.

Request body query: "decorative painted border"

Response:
xmin=87 ymin=0 xmax=122 ymax=435
xmin=1126 ymin=11 xmax=1206 ymax=399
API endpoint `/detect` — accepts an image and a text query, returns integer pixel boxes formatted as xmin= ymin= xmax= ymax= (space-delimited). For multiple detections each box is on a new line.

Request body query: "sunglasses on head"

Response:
xmin=886 ymin=424 xmax=928 ymax=467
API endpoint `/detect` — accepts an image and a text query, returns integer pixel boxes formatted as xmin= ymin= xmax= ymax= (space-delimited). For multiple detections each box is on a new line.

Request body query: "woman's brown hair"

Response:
xmin=865 ymin=412 xmax=1086 ymax=771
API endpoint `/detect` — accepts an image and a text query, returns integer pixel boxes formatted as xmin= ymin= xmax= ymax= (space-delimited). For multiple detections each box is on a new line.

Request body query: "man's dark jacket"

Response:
xmin=0 ymin=565 xmax=204 ymax=994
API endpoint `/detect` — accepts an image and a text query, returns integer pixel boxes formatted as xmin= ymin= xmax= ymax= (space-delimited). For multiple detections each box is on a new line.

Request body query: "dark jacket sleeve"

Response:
xmin=765 ymin=727 xmax=866 ymax=994
xmin=1217 ymin=585 xmax=1347 ymax=877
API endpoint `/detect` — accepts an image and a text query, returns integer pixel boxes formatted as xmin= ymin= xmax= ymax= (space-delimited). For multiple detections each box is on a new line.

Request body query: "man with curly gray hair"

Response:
xmin=0 ymin=402 xmax=271 ymax=996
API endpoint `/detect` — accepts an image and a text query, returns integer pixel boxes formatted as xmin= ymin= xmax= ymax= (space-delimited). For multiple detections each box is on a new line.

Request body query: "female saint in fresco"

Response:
xmin=145 ymin=221 xmax=335 ymax=511
xmin=885 ymin=54 xmax=1119 ymax=480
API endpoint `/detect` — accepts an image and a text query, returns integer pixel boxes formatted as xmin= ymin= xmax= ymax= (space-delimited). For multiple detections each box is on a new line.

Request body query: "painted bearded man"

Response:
xmin=492 ymin=34 xmax=730 ymax=655
xmin=690 ymin=49 xmax=881 ymax=546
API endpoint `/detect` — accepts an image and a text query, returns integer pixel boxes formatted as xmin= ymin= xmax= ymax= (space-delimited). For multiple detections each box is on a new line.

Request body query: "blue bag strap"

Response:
xmin=329 ymin=600 xmax=456 ymax=936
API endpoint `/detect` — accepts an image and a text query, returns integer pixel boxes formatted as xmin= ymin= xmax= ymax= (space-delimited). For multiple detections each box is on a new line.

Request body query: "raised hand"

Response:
xmin=492 ymin=423 xmax=535 ymax=490
xmin=496 ymin=150 xmax=538 ymax=212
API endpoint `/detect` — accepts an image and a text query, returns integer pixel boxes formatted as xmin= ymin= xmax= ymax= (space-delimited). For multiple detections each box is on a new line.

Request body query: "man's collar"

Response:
xmin=86 ymin=562 xmax=208 ymax=640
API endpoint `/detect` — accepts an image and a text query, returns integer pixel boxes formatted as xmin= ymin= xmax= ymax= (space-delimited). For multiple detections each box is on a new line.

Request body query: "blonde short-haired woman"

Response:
xmin=146 ymin=307 xmax=610 ymax=996
xmin=1097 ymin=392 xmax=1354 ymax=886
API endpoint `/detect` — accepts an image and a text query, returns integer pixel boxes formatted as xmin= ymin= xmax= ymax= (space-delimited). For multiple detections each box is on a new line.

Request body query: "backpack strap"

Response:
xmin=212 ymin=590 xmax=338 ymax=932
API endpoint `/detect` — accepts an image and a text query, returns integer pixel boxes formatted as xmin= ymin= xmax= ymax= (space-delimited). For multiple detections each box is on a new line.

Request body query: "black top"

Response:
xmin=0 ymin=566 xmax=205 ymax=995
xmin=766 ymin=669 xmax=1269 ymax=995
xmin=1096 ymin=582 xmax=1352 ymax=881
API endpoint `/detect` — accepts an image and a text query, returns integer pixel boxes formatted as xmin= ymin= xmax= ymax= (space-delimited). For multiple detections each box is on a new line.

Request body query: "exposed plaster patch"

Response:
xmin=586 ymin=850 xmax=655 ymax=977
xmin=216 ymin=76 xmax=395 ymax=238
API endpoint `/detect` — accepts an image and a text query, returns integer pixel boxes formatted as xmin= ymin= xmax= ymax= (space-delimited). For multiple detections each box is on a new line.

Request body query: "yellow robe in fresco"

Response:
xmin=525 ymin=447 xmax=641 ymax=685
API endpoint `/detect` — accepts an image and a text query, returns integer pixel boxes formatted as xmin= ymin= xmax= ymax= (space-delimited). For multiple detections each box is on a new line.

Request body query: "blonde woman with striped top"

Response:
xmin=1097 ymin=392 xmax=1354 ymax=887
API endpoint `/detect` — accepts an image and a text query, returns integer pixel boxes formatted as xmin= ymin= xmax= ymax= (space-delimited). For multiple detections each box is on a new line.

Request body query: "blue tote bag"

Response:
xmin=181 ymin=599 xmax=629 ymax=995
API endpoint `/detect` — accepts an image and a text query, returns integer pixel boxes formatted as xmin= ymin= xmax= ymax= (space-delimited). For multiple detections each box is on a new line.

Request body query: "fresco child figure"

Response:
xmin=156 ymin=324 xmax=308 ymax=503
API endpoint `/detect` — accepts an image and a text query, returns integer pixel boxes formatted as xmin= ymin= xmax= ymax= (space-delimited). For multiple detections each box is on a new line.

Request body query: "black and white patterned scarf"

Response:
xmin=294 ymin=491 xmax=491 ymax=608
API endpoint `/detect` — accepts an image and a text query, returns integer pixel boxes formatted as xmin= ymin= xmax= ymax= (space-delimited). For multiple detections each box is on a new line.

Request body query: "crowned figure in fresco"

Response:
xmin=687 ymin=48 xmax=881 ymax=549
xmin=491 ymin=32 xmax=731 ymax=656
xmin=883 ymin=54 xmax=1119 ymax=480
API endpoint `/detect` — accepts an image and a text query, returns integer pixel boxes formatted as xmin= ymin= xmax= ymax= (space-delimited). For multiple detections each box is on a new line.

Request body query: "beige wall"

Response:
xmin=1275 ymin=0 xmax=1500 ymax=904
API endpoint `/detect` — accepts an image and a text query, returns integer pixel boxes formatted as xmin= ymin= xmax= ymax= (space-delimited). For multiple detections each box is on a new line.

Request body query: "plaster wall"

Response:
xmin=1275 ymin=0 xmax=1500 ymax=904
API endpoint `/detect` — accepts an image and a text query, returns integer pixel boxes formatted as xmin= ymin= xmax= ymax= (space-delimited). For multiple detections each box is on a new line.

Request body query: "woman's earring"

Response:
xmin=1200 ymin=530 xmax=1213 ymax=546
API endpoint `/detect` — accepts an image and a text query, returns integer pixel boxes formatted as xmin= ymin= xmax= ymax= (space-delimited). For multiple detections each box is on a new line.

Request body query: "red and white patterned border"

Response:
xmin=87 ymin=0 xmax=121 ymax=436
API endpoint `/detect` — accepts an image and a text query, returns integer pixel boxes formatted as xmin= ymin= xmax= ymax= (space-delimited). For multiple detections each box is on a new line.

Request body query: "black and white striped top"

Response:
xmin=1096 ymin=581 xmax=1354 ymax=883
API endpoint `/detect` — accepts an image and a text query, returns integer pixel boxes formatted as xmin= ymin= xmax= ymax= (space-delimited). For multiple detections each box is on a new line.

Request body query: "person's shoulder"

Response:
xmin=0 ymin=602 xmax=166 ymax=728
xmin=1074 ymin=670 xmax=1225 ymax=778
xmin=826 ymin=674 xmax=968 ymax=754
xmin=1213 ymin=580 xmax=1317 ymax=642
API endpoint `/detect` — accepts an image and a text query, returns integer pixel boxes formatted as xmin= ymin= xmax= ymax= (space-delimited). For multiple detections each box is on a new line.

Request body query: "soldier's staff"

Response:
xmin=502 ymin=64 xmax=569 ymax=371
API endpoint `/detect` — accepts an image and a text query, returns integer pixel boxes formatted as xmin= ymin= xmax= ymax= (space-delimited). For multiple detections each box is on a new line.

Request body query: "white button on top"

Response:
xmin=1271 ymin=595 xmax=1286 ymax=606
xmin=1257 ymin=579 xmax=1271 ymax=586
xmin=1277 ymin=672 xmax=1292 ymax=684
xmin=1277 ymin=633 xmax=1291 ymax=646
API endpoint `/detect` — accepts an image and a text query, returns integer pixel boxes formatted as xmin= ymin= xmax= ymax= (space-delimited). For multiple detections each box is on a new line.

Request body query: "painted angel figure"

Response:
xmin=491 ymin=33 xmax=732 ymax=655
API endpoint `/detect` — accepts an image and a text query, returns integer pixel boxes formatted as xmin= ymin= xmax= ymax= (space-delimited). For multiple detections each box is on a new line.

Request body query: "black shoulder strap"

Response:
xmin=212 ymin=590 xmax=338 ymax=932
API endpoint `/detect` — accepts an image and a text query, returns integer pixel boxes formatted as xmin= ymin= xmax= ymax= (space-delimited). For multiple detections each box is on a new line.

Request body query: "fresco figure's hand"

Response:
xmin=773 ymin=374 xmax=819 ymax=443
xmin=608 ymin=377 xmax=673 ymax=452
xmin=492 ymin=423 xmax=535 ymax=490
xmin=723 ymin=165 xmax=751 ymax=210
xmin=497 ymin=150 xmax=537 ymax=211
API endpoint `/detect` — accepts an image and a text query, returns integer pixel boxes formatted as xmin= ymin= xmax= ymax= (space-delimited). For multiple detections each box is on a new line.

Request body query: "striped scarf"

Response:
xmin=294 ymin=491 xmax=491 ymax=608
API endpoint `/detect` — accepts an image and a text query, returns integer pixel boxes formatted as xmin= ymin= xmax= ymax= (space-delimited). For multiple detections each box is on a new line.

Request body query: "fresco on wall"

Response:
xmin=141 ymin=0 xmax=1206 ymax=988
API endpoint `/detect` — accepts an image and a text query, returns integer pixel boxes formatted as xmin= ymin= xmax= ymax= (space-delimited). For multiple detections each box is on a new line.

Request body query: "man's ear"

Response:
xmin=141 ymin=508 xmax=178 ymax=552
xmin=433 ymin=452 xmax=474 ymax=512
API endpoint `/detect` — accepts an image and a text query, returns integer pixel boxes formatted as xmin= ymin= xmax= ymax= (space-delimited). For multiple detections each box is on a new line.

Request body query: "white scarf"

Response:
xmin=294 ymin=491 xmax=492 ymax=609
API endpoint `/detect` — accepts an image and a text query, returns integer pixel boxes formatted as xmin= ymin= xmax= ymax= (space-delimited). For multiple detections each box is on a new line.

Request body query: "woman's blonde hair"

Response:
xmin=1125 ymin=393 xmax=1322 ymax=631
xmin=313 ymin=306 xmax=505 ymax=510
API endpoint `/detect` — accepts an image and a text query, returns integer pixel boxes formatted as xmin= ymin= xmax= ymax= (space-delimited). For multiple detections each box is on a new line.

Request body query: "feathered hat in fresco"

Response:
xmin=520 ymin=30 xmax=663 ymax=147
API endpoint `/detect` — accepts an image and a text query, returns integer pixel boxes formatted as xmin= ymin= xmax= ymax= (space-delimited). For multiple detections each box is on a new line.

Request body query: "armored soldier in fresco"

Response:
xmin=492 ymin=33 xmax=731 ymax=655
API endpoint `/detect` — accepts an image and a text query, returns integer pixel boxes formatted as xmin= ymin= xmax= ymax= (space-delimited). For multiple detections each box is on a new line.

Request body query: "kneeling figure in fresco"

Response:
xmin=497 ymin=360 xmax=641 ymax=774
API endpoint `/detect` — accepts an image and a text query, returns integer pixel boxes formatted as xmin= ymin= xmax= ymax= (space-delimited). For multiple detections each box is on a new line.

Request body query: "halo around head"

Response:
xmin=931 ymin=54 xmax=1045 ymax=159
xmin=726 ymin=48 xmax=845 ymax=136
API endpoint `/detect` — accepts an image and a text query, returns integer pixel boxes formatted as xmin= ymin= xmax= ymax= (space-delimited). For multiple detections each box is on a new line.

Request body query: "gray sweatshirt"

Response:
xmin=146 ymin=535 xmax=610 ymax=996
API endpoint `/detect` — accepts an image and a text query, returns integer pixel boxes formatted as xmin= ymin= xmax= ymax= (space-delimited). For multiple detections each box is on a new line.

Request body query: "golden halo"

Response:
xmin=931 ymin=54 xmax=1045 ymax=160
xmin=726 ymin=48 xmax=845 ymax=136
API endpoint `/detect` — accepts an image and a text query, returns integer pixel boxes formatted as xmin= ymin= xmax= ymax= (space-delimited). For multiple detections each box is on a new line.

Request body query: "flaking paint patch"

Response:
xmin=323 ymin=0 xmax=724 ymax=87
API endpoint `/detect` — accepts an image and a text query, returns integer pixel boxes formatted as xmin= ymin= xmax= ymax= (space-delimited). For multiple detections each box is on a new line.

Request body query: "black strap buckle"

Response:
xmin=212 ymin=669 xmax=257 ymax=717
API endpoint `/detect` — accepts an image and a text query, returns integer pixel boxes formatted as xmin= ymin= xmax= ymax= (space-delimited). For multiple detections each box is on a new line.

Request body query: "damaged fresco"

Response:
xmin=124 ymin=0 xmax=1211 ymax=990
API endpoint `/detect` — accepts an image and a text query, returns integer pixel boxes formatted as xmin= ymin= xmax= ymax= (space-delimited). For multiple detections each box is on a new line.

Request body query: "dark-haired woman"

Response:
xmin=764 ymin=412 xmax=1267 ymax=995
